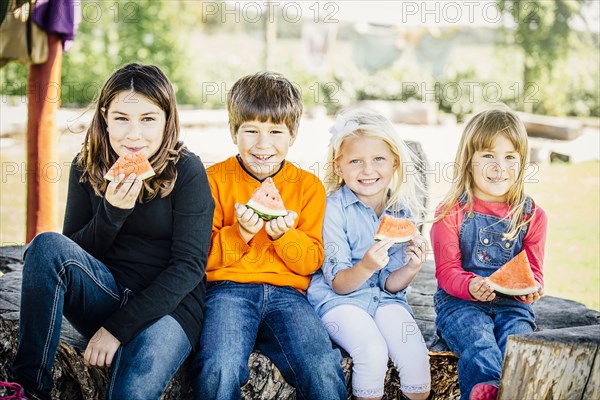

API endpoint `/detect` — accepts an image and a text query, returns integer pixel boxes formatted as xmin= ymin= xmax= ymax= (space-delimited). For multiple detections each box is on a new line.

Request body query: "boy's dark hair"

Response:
xmin=227 ymin=72 xmax=302 ymax=136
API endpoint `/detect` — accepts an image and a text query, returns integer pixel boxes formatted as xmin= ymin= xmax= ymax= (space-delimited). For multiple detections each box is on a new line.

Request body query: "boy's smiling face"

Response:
xmin=233 ymin=119 xmax=296 ymax=180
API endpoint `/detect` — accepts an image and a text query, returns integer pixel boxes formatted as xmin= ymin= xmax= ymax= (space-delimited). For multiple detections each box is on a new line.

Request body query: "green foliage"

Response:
xmin=1 ymin=1 xmax=597 ymax=119
xmin=497 ymin=0 xmax=593 ymax=109
xmin=436 ymin=69 xmax=484 ymax=123
xmin=527 ymin=56 xmax=600 ymax=117
xmin=2 ymin=1 xmax=204 ymax=106
xmin=63 ymin=1 xmax=204 ymax=106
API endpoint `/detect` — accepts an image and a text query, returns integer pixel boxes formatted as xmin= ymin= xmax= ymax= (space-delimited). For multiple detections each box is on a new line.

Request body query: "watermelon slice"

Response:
xmin=374 ymin=215 xmax=417 ymax=243
xmin=246 ymin=177 xmax=288 ymax=221
xmin=485 ymin=250 xmax=538 ymax=296
xmin=104 ymin=152 xmax=155 ymax=181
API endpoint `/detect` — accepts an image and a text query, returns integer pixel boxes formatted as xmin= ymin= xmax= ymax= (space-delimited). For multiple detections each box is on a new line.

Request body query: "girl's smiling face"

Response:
xmin=471 ymin=133 xmax=521 ymax=202
xmin=335 ymin=135 xmax=397 ymax=210
xmin=104 ymin=90 xmax=166 ymax=159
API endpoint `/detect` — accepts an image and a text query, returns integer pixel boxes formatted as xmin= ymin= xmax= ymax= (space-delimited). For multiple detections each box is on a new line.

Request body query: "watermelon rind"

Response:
xmin=104 ymin=168 xmax=155 ymax=182
xmin=246 ymin=202 xmax=287 ymax=221
xmin=485 ymin=279 xmax=538 ymax=296
xmin=374 ymin=234 xmax=414 ymax=243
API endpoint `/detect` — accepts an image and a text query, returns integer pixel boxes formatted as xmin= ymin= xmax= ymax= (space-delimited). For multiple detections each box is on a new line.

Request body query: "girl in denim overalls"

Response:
xmin=430 ymin=109 xmax=547 ymax=400
xmin=307 ymin=109 xmax=432 ymax=400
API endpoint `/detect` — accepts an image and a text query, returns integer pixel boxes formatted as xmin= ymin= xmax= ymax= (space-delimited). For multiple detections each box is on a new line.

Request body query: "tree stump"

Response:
xmin=499 ymin=325 xmax=600 ymax=399
xmin=1 ymin=246 xmax=599 ymax=399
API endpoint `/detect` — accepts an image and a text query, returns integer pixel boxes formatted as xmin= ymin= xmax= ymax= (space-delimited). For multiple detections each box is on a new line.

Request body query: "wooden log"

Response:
xmin=499 ymin=325 xmax=600 ymax=400
xmin=517 ymin=112 xmax=584 ymax=140
xmin=0 ymin=248 xmax=460 ymax=399
xmin=2 ymin=247 xmax=598 ymax=400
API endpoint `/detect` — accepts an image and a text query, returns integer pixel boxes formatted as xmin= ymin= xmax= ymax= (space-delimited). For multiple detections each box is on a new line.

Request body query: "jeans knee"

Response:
xmin=28 ymin=232 xmax=67 ymax=250
xmin=195 ymin=355 xmax=247 ymax=387
xmin=23 ymin=233 xmax=71 ymax=278
xmin=25 ymin=233 xmax=75 ymax=265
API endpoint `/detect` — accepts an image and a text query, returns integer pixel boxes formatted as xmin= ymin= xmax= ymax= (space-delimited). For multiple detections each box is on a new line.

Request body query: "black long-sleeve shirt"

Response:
xmin=63 ymin=150 xmax=214 ymax=349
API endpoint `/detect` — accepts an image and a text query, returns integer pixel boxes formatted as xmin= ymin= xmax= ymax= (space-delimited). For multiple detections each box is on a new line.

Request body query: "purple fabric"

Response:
xmin=31 ymin=0 xmax=80 ymax=50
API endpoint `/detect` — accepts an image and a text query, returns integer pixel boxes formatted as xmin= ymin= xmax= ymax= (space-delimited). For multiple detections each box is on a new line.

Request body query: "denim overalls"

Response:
xmin=434 ymin=197 xmax=536 ymax=400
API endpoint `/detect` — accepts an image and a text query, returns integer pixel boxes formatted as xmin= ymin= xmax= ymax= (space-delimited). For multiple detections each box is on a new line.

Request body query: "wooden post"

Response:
xmin=262 ymin=1 xmax=276 ymax=71
xmin=499 ymin=325 xmax=600 ymax=399
xmin=25 ymin=33 xmax=62 ymax=242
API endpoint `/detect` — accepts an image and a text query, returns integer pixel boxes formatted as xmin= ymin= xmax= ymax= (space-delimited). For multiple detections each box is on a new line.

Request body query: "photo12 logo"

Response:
xmin=397 ymin=1 xmax=540 ymax=25
xmin=201 ymin=1 xmax=340 ymax=24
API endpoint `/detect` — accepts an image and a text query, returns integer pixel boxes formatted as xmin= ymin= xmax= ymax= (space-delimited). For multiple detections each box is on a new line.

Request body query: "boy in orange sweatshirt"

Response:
xmin=190 ymin=72 xmax=346 ymax=400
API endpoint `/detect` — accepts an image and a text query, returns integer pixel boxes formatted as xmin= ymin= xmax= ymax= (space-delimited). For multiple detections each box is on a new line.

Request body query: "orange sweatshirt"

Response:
xmin=205 ymin=156 xmax=326 ymax=291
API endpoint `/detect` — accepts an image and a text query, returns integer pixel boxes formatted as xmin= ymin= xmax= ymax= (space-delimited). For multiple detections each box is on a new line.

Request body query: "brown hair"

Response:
xmin=436 ymin=108 xmax=533 ymax=239
xmin=227 ymin=72 xmax=302 ymax=136
xmin=78 ymin=63 xmax=184 ymax=202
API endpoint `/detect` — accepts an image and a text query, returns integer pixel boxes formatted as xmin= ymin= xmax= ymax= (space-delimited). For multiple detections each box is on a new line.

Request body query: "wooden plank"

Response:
xmin=499 ymin=325 xmax=600 ymax=399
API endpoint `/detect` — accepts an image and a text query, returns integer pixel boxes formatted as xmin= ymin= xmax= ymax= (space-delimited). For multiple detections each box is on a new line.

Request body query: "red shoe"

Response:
xmin=469 ymin=382 xmax=499 ymax=400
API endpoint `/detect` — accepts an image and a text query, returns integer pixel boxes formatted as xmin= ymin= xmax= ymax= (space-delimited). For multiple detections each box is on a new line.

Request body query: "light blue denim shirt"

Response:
xmin=307 ymin=185 xmax=414 ymax=318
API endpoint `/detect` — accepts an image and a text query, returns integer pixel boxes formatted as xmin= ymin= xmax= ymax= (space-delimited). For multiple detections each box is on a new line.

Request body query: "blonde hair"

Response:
xmin=227 ymin=71 xmax=302 ymax=137
xmin=436 ymin=107 xmax=533 ymax=239
xmin=326 ymin=108 xmax=425 ymax=222
xmin=78 ymin=63 xmax=184 ymax=202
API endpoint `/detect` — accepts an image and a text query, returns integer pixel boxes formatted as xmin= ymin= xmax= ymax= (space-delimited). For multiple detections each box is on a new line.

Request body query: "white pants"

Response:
xmin=322 ymin=304 xmax=431 ymax=398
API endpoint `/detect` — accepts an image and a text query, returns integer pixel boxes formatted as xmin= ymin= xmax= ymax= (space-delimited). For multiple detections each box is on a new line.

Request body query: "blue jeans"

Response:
xmin=434 ymin=290 xmax=535 ymax=400
xmin=11 ymin=232 xmax=192 ymax=400
xmin=190 ymin=281 xmax=347 ymax=400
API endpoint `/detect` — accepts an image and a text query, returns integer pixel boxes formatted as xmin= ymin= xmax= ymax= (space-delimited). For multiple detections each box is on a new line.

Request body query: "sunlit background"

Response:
xmin=1 ymin=0 xmax=599 ymax=309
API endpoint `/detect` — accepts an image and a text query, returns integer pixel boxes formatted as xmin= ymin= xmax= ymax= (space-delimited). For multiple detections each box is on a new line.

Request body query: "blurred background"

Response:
xmin=1 ymin=0 xmax=598 ymax=309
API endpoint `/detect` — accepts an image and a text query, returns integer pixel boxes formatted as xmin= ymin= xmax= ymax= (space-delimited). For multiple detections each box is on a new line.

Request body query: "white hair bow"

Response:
xmin=328 ymin=115 xmax=359 ymax=146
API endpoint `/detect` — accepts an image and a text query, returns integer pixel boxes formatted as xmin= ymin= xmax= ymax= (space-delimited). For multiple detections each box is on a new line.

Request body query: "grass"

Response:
xmin=1 ymin=132 xmax=599 ymax=311
xmin=524 ymin=161 xmax=600 ymax=311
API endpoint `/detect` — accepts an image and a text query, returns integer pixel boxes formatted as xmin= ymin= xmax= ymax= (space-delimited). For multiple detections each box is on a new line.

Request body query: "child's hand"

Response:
xmin=105 ymin=173 xmax=143 ymax=209
xmin=266 ymin=211 xmax=298 ymax=240
xmin=404 ymin=234 xmax=428 ymax=271
xmin=235 ymin=203 xmax=264 ymax=243
xmin=518 ymin=285 xmax=544 ymax=303
xmin=469 ymin=276 xmax=496 ymax=302
xmin=360 ymin=239 xmax=394 ymax=273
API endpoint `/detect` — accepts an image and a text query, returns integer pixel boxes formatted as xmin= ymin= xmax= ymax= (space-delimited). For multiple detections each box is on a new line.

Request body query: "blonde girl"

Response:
xmin=430 ymin=108 xmax=547 ymax=400
xmin=307 ymin=108 xmax=432 ymax=400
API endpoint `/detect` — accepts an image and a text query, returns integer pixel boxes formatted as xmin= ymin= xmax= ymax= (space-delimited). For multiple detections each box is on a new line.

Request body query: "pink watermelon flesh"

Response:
xmin=374 ymin=215 xmax=417 ymax=243
xmin=485 ymin=250 xmax=538 ymax=296
xmin=104 ymin=152 xmax=155 ymax=181
xmin=246 ymin=178 xmax=287 ymax=221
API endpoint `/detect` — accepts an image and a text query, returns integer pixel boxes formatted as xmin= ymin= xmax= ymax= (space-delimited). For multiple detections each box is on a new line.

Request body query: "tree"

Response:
xmin=497 ymin=0 xmax=592 ymax=111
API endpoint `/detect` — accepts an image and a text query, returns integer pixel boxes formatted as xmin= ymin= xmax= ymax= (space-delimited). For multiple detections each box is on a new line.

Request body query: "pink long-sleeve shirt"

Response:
xmin=430 ymin=197 xmax=548 ymax=301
